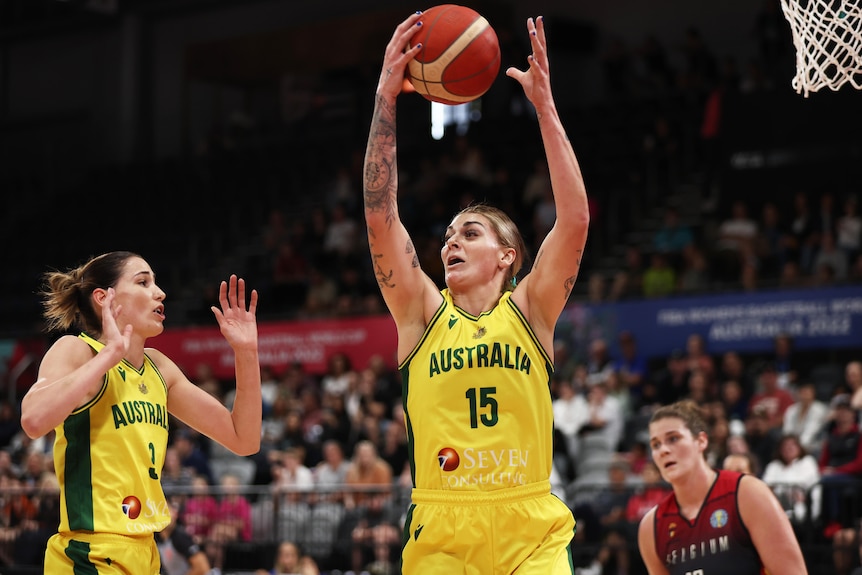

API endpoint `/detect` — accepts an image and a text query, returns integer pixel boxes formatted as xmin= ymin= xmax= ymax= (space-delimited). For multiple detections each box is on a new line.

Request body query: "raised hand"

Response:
xmin=505 ymin=16 xmax=554 ymax=113
xmin=99 ymin=287 xmax=132 ymax=361
xmin=211 ymin=275 xmax=259 ymax=351
xmin=376 ymin=11 xmax=424 ymax=99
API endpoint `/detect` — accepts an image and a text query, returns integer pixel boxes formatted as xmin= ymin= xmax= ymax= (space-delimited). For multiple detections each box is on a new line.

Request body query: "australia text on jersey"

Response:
xmin=111 ymin=400 xmax=169 ymax=430
xmin=429 ymin=343 xmax=532 ymax=378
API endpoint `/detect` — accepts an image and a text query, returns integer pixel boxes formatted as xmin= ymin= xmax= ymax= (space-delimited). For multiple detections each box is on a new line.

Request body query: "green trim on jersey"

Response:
xmin=64 ymin=410 xmax=95 ymax=531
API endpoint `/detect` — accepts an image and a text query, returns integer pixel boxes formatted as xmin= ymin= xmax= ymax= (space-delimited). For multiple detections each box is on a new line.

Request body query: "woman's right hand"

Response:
xmin=99 ymin=287 xmax=132 ymax=365
xmin=376 ymin=12 xmax=424 ymax=100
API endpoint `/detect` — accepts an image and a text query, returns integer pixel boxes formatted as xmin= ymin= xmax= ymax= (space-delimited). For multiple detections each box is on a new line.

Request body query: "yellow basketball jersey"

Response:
xmin=400 ymin=289 xmax=554 ymax=491
xmin=53 ymin=333 xmax=171 ymax=535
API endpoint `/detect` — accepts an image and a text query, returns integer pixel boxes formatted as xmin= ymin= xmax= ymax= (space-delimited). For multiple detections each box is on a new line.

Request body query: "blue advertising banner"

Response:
xmin=556 ymin=285 xmax=862 ymax=362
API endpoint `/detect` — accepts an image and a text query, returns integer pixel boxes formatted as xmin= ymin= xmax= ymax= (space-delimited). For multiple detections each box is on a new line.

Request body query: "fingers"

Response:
xmin=388 ymin=12 xmax=423 ymax=57
xmin=527 ymin=16 xmax=547 ymax=63
xmin=505 ymin=66 xmax=524 ymax=81
xmin=218 ymin=275 xmax=256 ymax=313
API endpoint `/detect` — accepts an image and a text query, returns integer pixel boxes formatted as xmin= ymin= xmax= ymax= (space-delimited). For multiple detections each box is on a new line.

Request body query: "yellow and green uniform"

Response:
xmin=45 ymin=332 xmax=170 ymax=574
xmin=399 ymin=290 xmax=576 ymax=574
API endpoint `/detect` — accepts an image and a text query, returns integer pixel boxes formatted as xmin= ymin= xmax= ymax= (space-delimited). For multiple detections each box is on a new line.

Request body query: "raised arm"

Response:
xmin=157 ymin=275 xmax=262 ymax=456
xmin=21 ymin=288 xmax=131 ymax=439
xmin=507 ymin=16 xmax=589 ymax=343
xmin=364 ymin=12 xmax=441 ymax=356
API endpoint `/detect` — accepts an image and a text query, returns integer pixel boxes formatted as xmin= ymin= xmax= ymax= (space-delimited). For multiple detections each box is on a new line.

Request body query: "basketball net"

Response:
xmin=779 ymin=0 xmax=862 ymax=97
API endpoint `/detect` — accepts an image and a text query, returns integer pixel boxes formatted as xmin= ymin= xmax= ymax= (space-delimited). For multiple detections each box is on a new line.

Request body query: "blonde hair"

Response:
xmin=40 ymin=251 xmax=141 ymax=335
xmin=454 ymin=203 xmax=527 ymax=292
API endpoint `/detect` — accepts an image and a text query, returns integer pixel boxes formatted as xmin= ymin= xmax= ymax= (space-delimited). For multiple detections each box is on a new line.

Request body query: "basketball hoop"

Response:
xmin=779 ymin=0 xmax=862 ymax=97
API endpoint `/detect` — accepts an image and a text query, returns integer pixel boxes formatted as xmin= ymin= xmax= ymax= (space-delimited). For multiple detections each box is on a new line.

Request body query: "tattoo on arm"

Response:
xmin=406 ymin=240 xmax=419 ymax=268
xmin=364 ymin=95 xmax=399 ymax=228
xmin=371 ymin=250 xmax=395 ymax=289
xmin=563 ymin=275 xmax=576 ymax=300
xmin=563 ymin=250 xmax=582 ymax=299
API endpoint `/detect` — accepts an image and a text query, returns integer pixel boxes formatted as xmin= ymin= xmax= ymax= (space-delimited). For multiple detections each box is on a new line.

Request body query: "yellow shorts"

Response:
xmin=45 ymin=531 xmax=161 ymax=575
xmin=401 ymin=480 xmax=576 ymax=575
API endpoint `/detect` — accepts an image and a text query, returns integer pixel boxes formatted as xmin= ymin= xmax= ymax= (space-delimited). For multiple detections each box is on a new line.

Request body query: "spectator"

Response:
xmin=714 ymin=199 xmax=759 ymax=283
xmin=306 ymin=440 xmax=350 ymax=561
xmin=831 ymin=523 xmax=862 ymax=575
xmin=270 ymin=239 xmax=310 ymax=305
xmin=743 ymin=407 xmax=779 ymax=475
xmin=157 ymin=500 xmax=213 ymax=575
xmin=320 ymin=352 xmax=355 ymax=399
xmin=748 ymin=362 xmax=796 ymax=431
xmin=642 ymin=252 xmax=677 ymax=298
xmin=255 ymin=540 xmax=320 ymax=575
xmin=574 ymin=380 xmax=626 ymax=456
xmin=161 ymin=446 xmax=197 ymax=505
xmin=676 ymin=243 xmax=711 ymax=293
xmin=720 ymin=379 xmax=749 ymax=422
xmin=553 ymin=377 xmax=583 ymax=470
xmin=653 ymin=349 xmax=691 ymax=405
xmin=652 ymin=206 xmax=694 ymax=271
xmin=624 ymin=462 xmax=671 ymax=525
xmin=608 ymin=245 xmax=646 ymax=300
xmin=585 ymin=338 xmax=614 ymax=387
xmin=270 ymin=448 xmax=314 ymax=550
xmin=836 ymin=194 xmax=861 ymax=262
xmin=612 ymin=330 xmax=649 ymax=401
xmin=582 ymin=460 xmax=636 ymax=575
xmin=722 ymin=452 xmax=758 ymax=475
xmin=208 ymin=474 xmax=253 ymax=569
xmin=322 ymin=202 xmax=360 ymax=262
xmin=341 ymin=440 xmax=395 ymax=574
xmin=173 ymin=428 xmax=215 ymax=486
xmin=849 ymin=361 xmax=862 ymax=413
xmin=719 ymin=350 xmax=756 ymax=399
xmin=756 ymin=200 xmax=791 ymax=278
xmin=782 ymin=381 xmax=830 ymax=457
xmin=684 ymin=333 xmax=716 ymax=383
xmin=11 ymin=471 xmax=60 ymax=566
xmin=685 ymin=368 xmax=715 ymax=406
xmin=761 ymin=434 xmax=821 ymax=522
xmin=818 ymin=394 xmax=862 ymax=537
xmin=813 ymin=231 xmax=849 ymax=281
xmin=181 ymin=475 xmax=218 ymax=543
xmin=771 ymin=333 xmax=799 ymax=389
xmin=302 ymin=266 xmax=338 ymax=318
xmin=787 ymin=191 xmax=817 ymax=274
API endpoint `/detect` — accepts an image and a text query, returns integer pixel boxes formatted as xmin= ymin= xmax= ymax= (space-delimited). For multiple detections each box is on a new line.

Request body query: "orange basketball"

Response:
xmin=407 ymin=5 xmax=501 ymax=105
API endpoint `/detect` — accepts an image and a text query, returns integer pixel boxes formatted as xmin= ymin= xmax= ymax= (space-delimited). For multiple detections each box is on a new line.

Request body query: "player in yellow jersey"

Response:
xmin=364 ymin=13 xmax=589 ymax=574
xmin=20 ymin=251 xmax=262 ymax=574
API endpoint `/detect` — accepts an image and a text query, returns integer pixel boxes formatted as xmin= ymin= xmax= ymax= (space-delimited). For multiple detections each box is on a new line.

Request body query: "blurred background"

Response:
xmin=0 ymin=0 xmax=861 ymax=574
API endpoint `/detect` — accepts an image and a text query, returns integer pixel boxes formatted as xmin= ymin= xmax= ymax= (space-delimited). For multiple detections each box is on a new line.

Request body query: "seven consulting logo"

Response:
xmin=122 ymin=495 xmax=142 ymax=519
xmin=437 ymin=447 xmax=460 ymax=471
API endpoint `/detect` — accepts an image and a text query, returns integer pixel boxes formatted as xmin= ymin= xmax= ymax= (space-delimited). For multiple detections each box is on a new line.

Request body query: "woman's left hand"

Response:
xmin=211 ymin=275 xmax=259 ymax=350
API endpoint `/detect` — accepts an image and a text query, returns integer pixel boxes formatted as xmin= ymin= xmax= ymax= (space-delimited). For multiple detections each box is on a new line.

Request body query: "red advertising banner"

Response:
xmin=152 ymin=315 xmax=398 ymax=379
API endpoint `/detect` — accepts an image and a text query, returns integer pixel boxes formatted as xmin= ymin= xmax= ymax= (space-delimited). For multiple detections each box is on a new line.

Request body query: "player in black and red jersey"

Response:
xmin=637 ymin=400 xmax=807 ymax=575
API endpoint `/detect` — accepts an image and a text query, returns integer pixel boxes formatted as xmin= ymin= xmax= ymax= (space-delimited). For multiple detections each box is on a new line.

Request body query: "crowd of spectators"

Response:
xmin=3 ymin=334 xmax=861 ymax=574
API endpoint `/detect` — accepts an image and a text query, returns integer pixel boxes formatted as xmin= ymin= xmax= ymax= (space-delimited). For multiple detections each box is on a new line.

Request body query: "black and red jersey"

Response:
xmin=653 ymin=469 xmax=765 ymax=575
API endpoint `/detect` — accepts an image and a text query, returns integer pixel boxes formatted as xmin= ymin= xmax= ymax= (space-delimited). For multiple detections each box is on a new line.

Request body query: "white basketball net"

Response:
xmin=779 ymin=0 xmax=862 ymax=96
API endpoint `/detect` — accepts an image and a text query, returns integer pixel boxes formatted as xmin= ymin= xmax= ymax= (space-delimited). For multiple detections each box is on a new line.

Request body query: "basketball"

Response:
xmin=407 ymin=5 xmax=501 ymax=105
